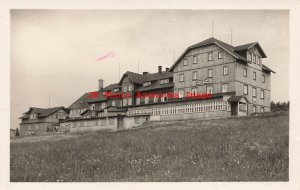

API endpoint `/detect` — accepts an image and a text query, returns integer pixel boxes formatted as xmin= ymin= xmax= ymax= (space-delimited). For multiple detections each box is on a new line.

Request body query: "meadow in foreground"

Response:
xmin=10 ymin=112 xmax=289 ymax=181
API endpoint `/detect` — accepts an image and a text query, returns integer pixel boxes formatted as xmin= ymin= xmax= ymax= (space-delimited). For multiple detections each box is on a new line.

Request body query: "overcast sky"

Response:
xmin=11 ymin=10 xmax=289 ymax=129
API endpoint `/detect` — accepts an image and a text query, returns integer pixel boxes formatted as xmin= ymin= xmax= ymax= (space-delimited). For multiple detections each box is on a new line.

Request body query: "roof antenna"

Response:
xmin=212 ymin=19 xmax=214 ymax=38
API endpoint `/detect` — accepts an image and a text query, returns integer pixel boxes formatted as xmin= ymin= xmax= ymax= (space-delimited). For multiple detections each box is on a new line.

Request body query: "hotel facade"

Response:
xmin=20 ymin=37 xmax=275 ymax=133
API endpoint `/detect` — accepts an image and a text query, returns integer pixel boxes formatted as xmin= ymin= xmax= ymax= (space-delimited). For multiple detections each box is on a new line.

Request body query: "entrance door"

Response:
xmin=117 ymin=114 xmax=124 ymax=129
xmin=230 ymin=102 xmax=238 ymax=116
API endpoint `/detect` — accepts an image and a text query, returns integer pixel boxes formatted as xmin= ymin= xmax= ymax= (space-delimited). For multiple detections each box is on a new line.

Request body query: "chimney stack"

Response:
xmin=142 ymin=72 xmax=149 ymax=75
xmin=158 ymin=66 xmax=162 ymax=73
xmin=98 ymin=79 xmax=103 ymax=90
xmin=165 ymin=67 xmax=169 ymax=71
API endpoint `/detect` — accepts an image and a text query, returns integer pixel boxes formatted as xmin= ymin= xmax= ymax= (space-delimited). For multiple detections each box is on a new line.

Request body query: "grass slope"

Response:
xmin=10 ymin=112 xmax=289 ymax=182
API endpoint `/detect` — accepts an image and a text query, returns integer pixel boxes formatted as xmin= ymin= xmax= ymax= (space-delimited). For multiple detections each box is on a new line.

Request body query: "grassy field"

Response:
xmin=10 ymin=112 xmax=289 ymax=182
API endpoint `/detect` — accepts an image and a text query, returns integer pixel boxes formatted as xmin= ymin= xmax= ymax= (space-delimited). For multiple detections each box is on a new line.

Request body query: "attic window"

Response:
xmin=160 ymin=79 xmax=169 ymax=84
xmin=208 ymin=52 xmax=213 ymax=61
xmin=218 ymin=51 xmax=223 ymax=59
xmin=143 ymin=82 xmax=151 ymax=87
xmin=183 ymin=59 xmax=188 ymax=66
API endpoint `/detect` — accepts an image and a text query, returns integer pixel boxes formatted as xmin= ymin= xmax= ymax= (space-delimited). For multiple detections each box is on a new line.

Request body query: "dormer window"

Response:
xmin=143 ymin=81 xmax=151 ymax=87
xmin=160 ymin=79 xmax=169 ymax=84
xmin=128 ymin=85 xmax=133 ymax=92
xmin=90 ymin=104 xmax=95 ymax=110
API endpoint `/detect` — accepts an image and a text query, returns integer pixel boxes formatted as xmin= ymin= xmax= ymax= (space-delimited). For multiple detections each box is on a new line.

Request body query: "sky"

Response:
xmin=11 ymin=10 xmax=289 ymax=129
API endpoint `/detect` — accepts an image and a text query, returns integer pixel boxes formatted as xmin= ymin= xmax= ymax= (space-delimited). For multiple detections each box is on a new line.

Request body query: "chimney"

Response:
xmin=98 ymin=79 xmax=103 ymax=90
xmin=165 ymin=67 xmax=169 ymax=71
xmin=158 ymin=66 xmax=162 ymax=73
xmin=142 ymin=72 xmax=149 ymax=75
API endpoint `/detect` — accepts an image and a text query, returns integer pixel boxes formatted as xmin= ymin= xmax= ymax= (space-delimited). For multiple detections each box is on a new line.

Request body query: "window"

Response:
xmin=101 ymin=102 xmax=106 ymax=109
xmin=55 ymin=114 xmax=58 ymax=119
xmin=208 ymin=52 xmax=213 ymax=61
xmin=223 ymin=66 xmax=228 ymax=75
xmin=253 ymin=87 xmax=257 ymax=97
xmin=179 ymin=89 xmax=185 ymax=98
xmin=192 ymin=71 xmax=198 ymax=80
xmin=239 ymin=103 xmax=247 ymax=112
xmin=253 ymin=105 xmax=257 ymax=113
xmin=206 ymin=86 xmax=213 ymax=94
xmin=191 ymin=88 xmax=197 ymax=96
xmin=145 ymin=96 xmax=149 ymax=104
xmin=262 ymin=74 xmax=265 ymax=83
xmin=221 ymin=83 xmax=229 ymax=93
xmin=101 ymin=120 xmax=106 ymax=126
xmin=134 ymin=117 xmax=140 ymax=124
xmin=128 ymin=85 xmax=133 ymax=92
xmin=208 ymin=68 xmax=213 ymax=78
xmin=218 ymin=51 xmax=223 ymax=59
xmin=136 ymin=98 xmax=140 ymax=105
xmin=253 ymin=55 xmax=256 ymax=64
xmin=243 ymin=84 xmax=248 ymax=95
xmin=123 ymin=86 xmax=127 ymax=92
xmin=260 ymin=107 xmax=265 ymax=113
xmin=112 ymin=100 xmax=116 ymax=107
xmin=249 ymin=53 xmax=252 ymax=62
xmin=257 ymin=56 xmax=261 ymax=65
xmin=161 ymin=94 xmax=168 ymax=102
xmin=128 ymin=98 xmax=132 ymax=106
xmin=193 ymin=56 xmax=197 ymax=64
xmin=253 ymin=71 xmax=256 ymax=80
xmin=153 ymin=95 xmax=158 ymax=103
xmin=143 ymin=81 xmax=151 ymax=87
xmin=183 ymin=59 xmax=188 ymax=66
xmin=179 ymin=73 xmax=184 ymax=82
xmin=123 ymin=98 xmax=127 ymax=106
xmin=251 ymin=54 xmax=254 ymax=63
xmin=260 ymin=90 xmax=264 ymax=99
xmin=91 ymin=104 xmax=95 ymax=110
xmin=113 ymin=88 xmax=119 ymax=92
xmin=109 ymin=118 xmax=114 ymax=125
xmin=160 ymin=79 xmax=169 ymax=84
xmin=243 ymin=68 xmax=247 ymax=77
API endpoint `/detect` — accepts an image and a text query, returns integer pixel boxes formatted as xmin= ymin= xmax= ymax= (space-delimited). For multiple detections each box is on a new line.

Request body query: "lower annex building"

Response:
xmin=19 ymin=37 xmax=275 ymax=134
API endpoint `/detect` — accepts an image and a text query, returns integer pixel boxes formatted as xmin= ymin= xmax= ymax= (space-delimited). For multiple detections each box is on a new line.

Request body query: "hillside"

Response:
xmin=10 ymin=112 xmax=289 ymax=182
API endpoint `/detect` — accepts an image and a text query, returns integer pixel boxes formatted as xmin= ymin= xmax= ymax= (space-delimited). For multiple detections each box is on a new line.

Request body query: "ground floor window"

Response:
xmin=252 ymin=105 xmax=257 ymax=113
xmin=260 ymin=107 xmax=265 ymax=113
xmin=109 ymin=118 xmax=114 ymax=125
xmin=134 ymin=117 xmax=140 ymax=124
xmin=239 ymin=102 xmax=247 ymax=112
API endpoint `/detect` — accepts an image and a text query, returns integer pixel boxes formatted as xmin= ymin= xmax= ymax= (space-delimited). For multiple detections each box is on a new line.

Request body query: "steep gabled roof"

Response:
xmin=103 ymin=83 xmax=120 ymax=91
xmin=169 ymin=37 xmax=248 ymax=71
xmin=20 ymin=106 xmax=69 ymax=119
xmin=234 ymin=42 xmax=267 ymax=58
xmin=262 ymin=64 xmax=276 ymax=73
xmin=145 ymin=71 xmax=173 ymax=81
xmin=169 ymin=37 xmax=270 ymax=71
xmin=119 ymin=71 xmax=148 ymax=85
xmin=68 ymin=93 xmax=90 ymax=109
